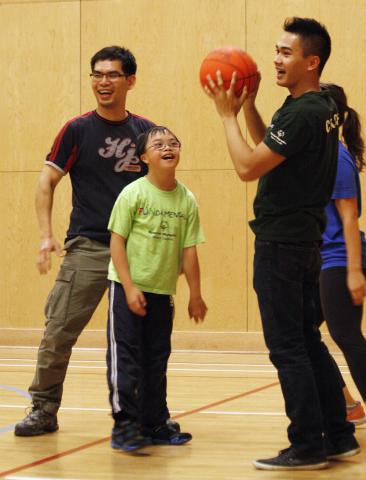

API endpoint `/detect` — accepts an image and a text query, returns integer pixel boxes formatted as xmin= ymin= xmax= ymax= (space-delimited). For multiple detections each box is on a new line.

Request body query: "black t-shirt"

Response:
xmin=249 ymin=91 xmax=339 ymax=242
xmin=45 ymin=110 xmax=155 ymax=244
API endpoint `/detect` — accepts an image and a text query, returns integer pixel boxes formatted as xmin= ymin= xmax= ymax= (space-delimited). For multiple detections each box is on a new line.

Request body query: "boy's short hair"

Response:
xmin=284 ymin=17 xmax=331 ymax=75
xmin=90 ymin=46 xmax=137 ymax=76
xmin=135 ymin=126 xmax=181 ymax=159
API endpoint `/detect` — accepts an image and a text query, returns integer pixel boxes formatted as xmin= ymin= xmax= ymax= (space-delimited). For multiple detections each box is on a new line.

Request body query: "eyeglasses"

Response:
xmin=146 ymin=141 xmax=181 ymax=151
xmin=90 ymin=71 xmax=127 ymax=81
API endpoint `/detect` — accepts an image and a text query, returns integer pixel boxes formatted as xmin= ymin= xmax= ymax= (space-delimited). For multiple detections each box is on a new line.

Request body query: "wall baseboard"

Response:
xmin=0 ymin=328 xmax=345 ymax=354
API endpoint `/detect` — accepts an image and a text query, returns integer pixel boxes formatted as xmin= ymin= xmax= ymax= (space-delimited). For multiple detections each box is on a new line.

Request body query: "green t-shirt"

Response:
xmin=250 ymin=91 xmax=339 ymax=242
xmin=108 ymin=177 xmax=204 ymax=294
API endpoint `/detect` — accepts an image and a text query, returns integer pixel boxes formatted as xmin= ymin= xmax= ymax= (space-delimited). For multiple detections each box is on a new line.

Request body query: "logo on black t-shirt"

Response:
xmin=270 ymin=128 xmax=287 ymax=146
xmin=325 ymin=113 xmax=339 ymax=133
xmin=98 ymin=137 xmax=141 ymax=172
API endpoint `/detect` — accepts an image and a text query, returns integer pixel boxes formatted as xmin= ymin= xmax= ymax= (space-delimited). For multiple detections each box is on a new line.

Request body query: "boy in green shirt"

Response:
xmin=107 ymin=126 xmax=207 ymax=452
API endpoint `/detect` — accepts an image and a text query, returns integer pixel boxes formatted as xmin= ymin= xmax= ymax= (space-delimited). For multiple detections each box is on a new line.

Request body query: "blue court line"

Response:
xmin=0 ymin=384 xmax=30 ymax=433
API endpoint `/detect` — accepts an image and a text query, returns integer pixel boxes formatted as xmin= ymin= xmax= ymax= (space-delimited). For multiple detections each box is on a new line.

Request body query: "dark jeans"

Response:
xmin=320 ymin=267 xmax=366 ymax=400
xmin=253 ymin=240 xmax=354 ymax=456
xmin=106 ymin=281 xmax=174 ymax=428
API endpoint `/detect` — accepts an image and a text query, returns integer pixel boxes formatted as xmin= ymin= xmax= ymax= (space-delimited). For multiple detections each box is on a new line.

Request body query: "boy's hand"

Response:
xmin=188 ymin=297 xmax=208 ymax=323
xmin=125 ymin=286 xmax=147 ymax=316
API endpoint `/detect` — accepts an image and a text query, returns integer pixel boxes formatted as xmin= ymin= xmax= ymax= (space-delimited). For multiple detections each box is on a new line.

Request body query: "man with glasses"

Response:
xmin=14 ymin=46 xmax=156 ymax=436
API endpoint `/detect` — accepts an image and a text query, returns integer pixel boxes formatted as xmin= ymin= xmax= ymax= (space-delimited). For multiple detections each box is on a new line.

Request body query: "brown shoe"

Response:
xmin=14 ymin=404 xmax=59 ymax=436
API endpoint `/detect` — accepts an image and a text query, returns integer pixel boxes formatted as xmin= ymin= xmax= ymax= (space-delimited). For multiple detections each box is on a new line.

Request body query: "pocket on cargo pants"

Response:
xmin=44 ymin=269 xmax=75 ymax=326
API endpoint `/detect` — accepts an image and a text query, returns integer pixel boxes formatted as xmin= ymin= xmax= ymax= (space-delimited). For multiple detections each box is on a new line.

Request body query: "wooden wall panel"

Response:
xmin=0 ymin=1 xmax=80 ymax=172
xmin=1 ymin=0 xmax=75 ymax=3
xmin=0 ymin=173 xmax=71 ymax=327
xmin=87 ymin=0 xmax=366 ymax=335
xmin=80 ymin=0 xmax=247 ymax=172
xmin=174 ymin=170 xmax=247 ymax=332
xmin=80 ymin=0 xmax=250 ymax=332
xmin=2 ymin=0 xmax=366 ymax=339
xmin=0 ymin=0 xmax=78 ymax=329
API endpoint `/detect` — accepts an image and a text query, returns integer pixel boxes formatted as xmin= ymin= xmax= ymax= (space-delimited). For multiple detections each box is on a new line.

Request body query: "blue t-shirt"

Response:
xmin=321 ymin=141 xmax=366 ymax=269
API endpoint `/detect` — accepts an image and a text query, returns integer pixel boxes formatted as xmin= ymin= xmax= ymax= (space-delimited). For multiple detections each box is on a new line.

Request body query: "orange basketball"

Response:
xmin=200 ymin=47 xmax=258 ymax=97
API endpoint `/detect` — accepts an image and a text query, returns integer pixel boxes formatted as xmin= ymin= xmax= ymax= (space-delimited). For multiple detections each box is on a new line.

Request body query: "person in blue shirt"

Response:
xmin=319 ymin=82 xmax=366 ymax=425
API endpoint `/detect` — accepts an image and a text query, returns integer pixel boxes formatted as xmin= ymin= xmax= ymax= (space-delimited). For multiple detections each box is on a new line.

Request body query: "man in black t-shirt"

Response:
xmin=14 ymin=46 xmax=159 ymax=436
xmin=204 ymin=17 xmax=360 ymax=470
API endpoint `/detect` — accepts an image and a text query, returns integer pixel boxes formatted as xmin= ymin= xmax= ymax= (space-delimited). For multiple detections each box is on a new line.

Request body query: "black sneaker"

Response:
xmin=166 ymin=418 xmax=180 ymax=432
xmin=14 ymin=404 xmax=59 ymax=436
xmin=111 ymin=419 xmax=151 ymax=453
xmin=148 ymin=422 xmax=192 ymax=445
xmin=253 ymin=447 xmax=329 ymax=471
xmin=326 ymin=435 xmax=361 ymax=460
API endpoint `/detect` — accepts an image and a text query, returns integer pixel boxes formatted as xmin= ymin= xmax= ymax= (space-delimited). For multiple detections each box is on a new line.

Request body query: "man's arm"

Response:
xmin=204 ymin=72 xmax=285 ymax=181
xmin=336 ymin=197 xmax=366 ymax=305
xmin=182 ymin=246 xmax=207 ymax=323
xmin=110 ymin=232 xmax=147 ymax=316
xmin=243 ymin=72 xmax=267 ymax=145
xmin=243 ymin=102 xmax=267 ymax=146
xmin=35 ymin=165 xmax=64 ymax=274
xmin=222 ymin=116 xmax=285 ymax=181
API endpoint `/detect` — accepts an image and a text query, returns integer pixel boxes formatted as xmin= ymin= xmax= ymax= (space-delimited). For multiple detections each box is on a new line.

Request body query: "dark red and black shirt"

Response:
xmin=45 ymin=110 xmax=155 ymax=244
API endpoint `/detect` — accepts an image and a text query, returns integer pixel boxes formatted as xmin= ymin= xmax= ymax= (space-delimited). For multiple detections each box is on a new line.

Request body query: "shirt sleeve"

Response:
xmin=108 ymin=192 xmax=133 ymax=239
xmin=45 ymin=120 xmax=78 ymax=173
xmin=263 ymin=110 xmax=311 ymax=158
xmin=183 ymin=195 xmax=205 ymax=248
xmin=331 ymin=148 xmax=358 ymax=200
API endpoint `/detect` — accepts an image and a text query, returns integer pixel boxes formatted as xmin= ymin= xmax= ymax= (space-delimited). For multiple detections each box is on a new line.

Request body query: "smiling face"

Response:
xmin=91 ymin=59 xmax=136 ymax=114
xmin=274 ymin=32 xmax=320 ymax=95
xmin=141 ymin=130 xmax=181 ymax=173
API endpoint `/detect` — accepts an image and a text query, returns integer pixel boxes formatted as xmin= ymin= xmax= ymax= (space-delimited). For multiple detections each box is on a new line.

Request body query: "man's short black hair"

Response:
xmin=135 ymin=126 xmax=181 ymax=159
xmin=284 ymin=17 xmax=331 ymax=75
xmin=90 ymin=46 xmax=137 ymax=76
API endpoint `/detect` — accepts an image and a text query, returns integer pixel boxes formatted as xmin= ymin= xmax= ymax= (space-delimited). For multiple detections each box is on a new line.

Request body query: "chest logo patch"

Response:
xmin=99 ymin=137 xmax=142 ymax=172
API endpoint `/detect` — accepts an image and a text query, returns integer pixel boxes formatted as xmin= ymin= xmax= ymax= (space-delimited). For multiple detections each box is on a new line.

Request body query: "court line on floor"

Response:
xmin=5 ymin=477 xmax=80 ymax=480
xmin=0 ymin=364 xmax=279 ymax=373
xmin=0 ymin=380 xmax=279 ymax=478
xmin=0 ymin=345 xmax=346 ymax=356
xmin=0 ymin=362 xmax=351 ymax=374
xmin=0 ymin=404 xmax=286 ymax=417
xmin=2 ymin=404 xmax=289 ymax=415
xmin=171 ymin=381 xmax=279 ymax=421
xmin=0 ymin=385 xmax=31 ymax=433
xmin=0 ymin=359 xmax=276 ymax=367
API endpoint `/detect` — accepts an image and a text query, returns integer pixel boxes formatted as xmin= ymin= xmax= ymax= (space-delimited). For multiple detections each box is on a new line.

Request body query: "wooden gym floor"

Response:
xmin=0 ymin=343 xmax=365 ymax=479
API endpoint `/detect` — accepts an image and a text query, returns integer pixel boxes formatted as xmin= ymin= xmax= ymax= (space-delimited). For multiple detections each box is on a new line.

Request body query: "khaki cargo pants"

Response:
xmin=29 ymin=236 xmax=110 ymax=413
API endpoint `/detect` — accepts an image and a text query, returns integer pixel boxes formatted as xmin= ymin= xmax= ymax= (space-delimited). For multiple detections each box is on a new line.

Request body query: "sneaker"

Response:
xmin=252 ymin=447 xmax=329 ymax=471
xmin=326 ymin=435 xmax=361 ymax=460
xmin=148 ymin=422 xmax=192 ymax=445
xmin=166 ymin=418 xmax=180 ymax=432
xmin=111 ymin=419 xmax=151 ymax=453
xmin=347 ymin=401 xmax=366 ymax=426
xmin=14 ymin=404 xmax=58 ymax=436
